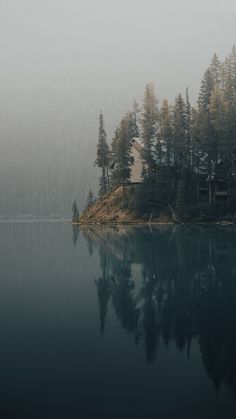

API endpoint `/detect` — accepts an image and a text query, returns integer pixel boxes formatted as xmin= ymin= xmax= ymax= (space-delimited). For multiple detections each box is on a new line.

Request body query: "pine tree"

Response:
xmin=91 ymin=46 xmax=236 ymax=218
xmin=230 ymin=44 xmax=236 ymax=95
xmin=95 ymin=112 xmax=110 ymax=197
xmin=209 ymin=87 xmax=227 ymax=160
xmin=141 ymin=83 xmax=159 ymax=177
xmin=227 ymin=97 xmax=236 ymax=207
xmin=192 ymin=108 xmax=203 ymax=202
xmin=197 ymin=68 xmax=216 ymax=206
xmin=210 ymin=53 xmax=221 ymax=87
xmin=185 ymin=88 xmax=192 ymax=167
xmin=173 ymin=94 xmax=187 ymax=169
xmin=158 ymin=99 xmax=173 ymax=200
xmin=86 ymin=189 xmax=95 ymax=210
xmin=72 ymin=200 xmax=80 ymax=222
xmin=134 ymin=175 xmax=154 ymax=217
xmin=198 ymin=68 xmax=215 ymax=112
xmin=128 ymin=100 xmax=140 ymax=138
xmin=197 ymin=85 xmax=227 ymax=207
xmin=221 ymin=57 xmax=234 ymax=104
xmin=175 ymin=179 xmax=187 ymax=220
xmin=228 ymin=114 xmax=236 ymax=211
xmin=111 ymin=114 xmax=132 ymax=191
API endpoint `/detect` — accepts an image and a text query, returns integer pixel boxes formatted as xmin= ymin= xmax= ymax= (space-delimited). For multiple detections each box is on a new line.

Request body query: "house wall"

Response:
xmin=130 ymin=145 xmax=144 ymax=183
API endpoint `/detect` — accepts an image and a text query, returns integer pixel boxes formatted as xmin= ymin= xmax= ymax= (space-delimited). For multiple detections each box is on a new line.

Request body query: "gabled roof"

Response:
xmin=110 ymin=137 xmax=143 ymax=170
xmin=130 ymin=137 xmax=143 ymax=153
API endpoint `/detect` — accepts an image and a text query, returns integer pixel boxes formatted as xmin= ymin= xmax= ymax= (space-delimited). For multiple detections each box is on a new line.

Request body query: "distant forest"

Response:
xmin=91 ymin=46 xmax=236 ymax=220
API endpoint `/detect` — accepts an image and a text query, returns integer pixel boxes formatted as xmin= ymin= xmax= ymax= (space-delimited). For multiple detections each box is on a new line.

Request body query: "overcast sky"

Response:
xmin=0 ymin=0 xmax=235 ymax=215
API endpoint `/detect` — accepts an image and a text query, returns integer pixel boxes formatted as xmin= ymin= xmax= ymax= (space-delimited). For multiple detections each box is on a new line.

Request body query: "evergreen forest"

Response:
xmin=93 ymin=47 xmax=236 ymax=221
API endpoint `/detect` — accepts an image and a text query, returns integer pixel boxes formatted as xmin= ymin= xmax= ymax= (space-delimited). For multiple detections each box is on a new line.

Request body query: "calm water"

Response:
xmin=0 ymin=222 xmax=236 ymax=418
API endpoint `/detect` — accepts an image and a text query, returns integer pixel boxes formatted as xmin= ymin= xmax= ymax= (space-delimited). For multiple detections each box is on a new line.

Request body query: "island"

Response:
xmin=77 ymin=46 xmax=236 ymax=225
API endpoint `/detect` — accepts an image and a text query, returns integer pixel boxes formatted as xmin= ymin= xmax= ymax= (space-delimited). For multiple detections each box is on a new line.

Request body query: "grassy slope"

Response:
xmin=80 ymin=187 xmax=137 ymax=224
xmin=79 ymin=186 xmax=172 ymax=224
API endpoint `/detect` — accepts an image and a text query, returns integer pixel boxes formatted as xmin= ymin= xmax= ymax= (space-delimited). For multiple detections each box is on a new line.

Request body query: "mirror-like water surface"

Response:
xmin=0 ymin=222 xmax=236 ymax=418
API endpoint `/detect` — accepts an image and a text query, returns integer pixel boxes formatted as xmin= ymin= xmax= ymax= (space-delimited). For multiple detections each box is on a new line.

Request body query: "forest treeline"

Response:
xmin=89 ymin=46 xmax=236 ymax=220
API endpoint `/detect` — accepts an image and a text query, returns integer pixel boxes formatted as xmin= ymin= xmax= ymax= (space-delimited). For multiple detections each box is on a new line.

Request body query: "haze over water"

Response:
xmin=1 ymin=0 xmax=236 ymax=215
xmin=1 ymin=222 xmax=236 ymax=418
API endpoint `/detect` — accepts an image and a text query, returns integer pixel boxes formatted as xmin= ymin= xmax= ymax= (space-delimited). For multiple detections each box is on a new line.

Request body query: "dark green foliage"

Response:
xmin=185 ymin=88 xmax=192 ymax=167
xmin=95 ymin=112 xmax=110 ymax=197
xmin=134 ymin=170 xmax=170 ymax=218
xmin=86 ymin=189 xmax=95 ymax=210
xmin=111 ymin=113 xmax=132 ymax=190
xmin=198 ymin=68 xmax=215 ymax=112
xmin=72 ymin=200 xmax=80 ymax=222
xmin=192 ymin=47 xmax=236 ymax=211
xmin=141 ymin=83 xmax=159 ymax=175
xmin=88 ymin=46 xmax=236 ymax=221
xmin=134 ymin=176 xmax=156 ymax=217
xmin=173 ymin=94 xmax=187 ymax=169
xmin=175 ymin=179 xmax=187 ymax=219
xmin=159 ymin=99 xmax=173 ymax=167
xmin=129 ymin=100 xmax=140 ymax=138
xmin=210 ymin=53 xmax=221 ymax=86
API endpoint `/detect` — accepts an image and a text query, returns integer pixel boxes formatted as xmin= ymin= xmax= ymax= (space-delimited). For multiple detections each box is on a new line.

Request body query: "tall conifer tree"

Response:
xmin=111 ymin=114 xmax=132 ymax=191
xmin=159 ymin=99 xmax=173 ymax=168
xmin=173 ymin=94 xmax=187 ymax=169
xmin=141 ymin=83 xmax=159 ymax=177
xmin=95 ymin=112 xmax=110 ymax=196
xmin=185 ymin=88 xmax=192 ymax=167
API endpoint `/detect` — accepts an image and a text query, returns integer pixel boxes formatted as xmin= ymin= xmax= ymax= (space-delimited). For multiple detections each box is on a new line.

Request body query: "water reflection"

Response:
xmin=82 ymin=225 xmax=236 ymax=393
xmin=72 ymin=224 xmax=80 ymax=246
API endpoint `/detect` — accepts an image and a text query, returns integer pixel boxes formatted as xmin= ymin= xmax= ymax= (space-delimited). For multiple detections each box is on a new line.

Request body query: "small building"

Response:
xmin=130 ymin=138 xmax=145 ymax=183
xmin=129 ymin=139 xmax=229 ymax=205
xmin=110 ymin=137 xmax=146 ymax=184
xmin=111 ymin=138 xmax=229 ymax=204
xmin=198 ymin=160 xmax=228 ymax=204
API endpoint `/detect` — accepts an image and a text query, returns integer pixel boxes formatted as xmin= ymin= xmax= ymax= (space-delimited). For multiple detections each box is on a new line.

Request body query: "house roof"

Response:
xmin=110 ymin=137 xmax=143 ymax=169
xmin=130 ymin=137 xmax=143 ymax=153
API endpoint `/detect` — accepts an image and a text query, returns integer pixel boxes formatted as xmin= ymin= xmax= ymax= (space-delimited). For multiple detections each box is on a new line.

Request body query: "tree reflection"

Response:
xmin=83 ymin=225 xmax=236 ymax=394
xmin=111 ymin=260 xmax=138 ymax=335
xmin=72 ymin=225 xmax=80 ymax=246
xmin=95 ymin=247 xmax=112 ymax=335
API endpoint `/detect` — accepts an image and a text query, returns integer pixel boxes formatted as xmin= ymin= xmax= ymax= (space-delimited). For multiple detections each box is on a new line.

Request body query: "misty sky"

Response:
xmin=0 ymin=0 xmax=235 ymax=215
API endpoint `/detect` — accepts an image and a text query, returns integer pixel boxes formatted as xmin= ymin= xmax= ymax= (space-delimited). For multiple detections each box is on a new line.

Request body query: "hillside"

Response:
xmin=78 ymin=185 xmax=236 ymax=225
xmin=79 ymin=186 xmax=172 ymax=224
xmin=79 ymin=187 xmax=140 ymax=224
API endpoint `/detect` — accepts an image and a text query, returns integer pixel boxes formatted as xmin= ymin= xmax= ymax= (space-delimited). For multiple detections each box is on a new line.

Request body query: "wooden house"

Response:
xmin=130 ymin=138 xmax=146 ymax=183
xmin=112 ymin=137 xmax=230 ymax=206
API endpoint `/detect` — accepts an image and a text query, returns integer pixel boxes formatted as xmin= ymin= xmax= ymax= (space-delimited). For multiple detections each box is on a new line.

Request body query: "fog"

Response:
xmin=0 ymin=0 xmax=235 ymax=216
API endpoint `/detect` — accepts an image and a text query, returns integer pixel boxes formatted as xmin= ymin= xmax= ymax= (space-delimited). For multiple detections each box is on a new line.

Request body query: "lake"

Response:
xmin=0 ymin=222 xmax=236 ymax=419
